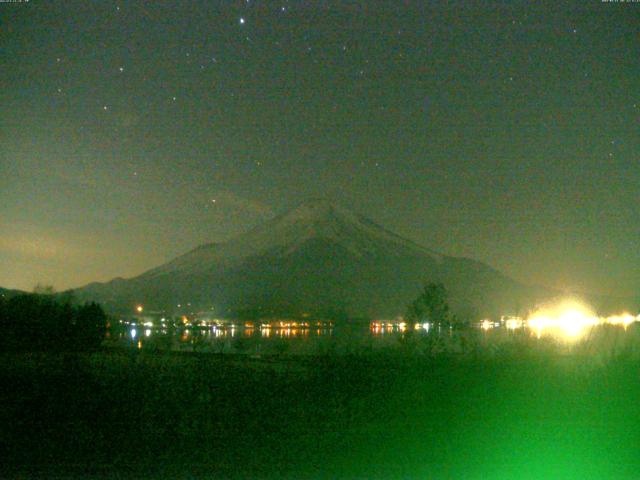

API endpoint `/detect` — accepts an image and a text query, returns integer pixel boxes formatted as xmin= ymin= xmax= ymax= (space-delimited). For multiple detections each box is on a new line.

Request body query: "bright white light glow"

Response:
xmin=606 ymin=314 xmax=637 ymax=328
xmin=525 ymin=299 xmax=638 ymax=340
xmin=505 ymin=318 xmax=523 ymax=330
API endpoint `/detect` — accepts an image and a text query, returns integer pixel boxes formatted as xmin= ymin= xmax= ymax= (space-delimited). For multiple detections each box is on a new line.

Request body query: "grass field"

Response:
xmin=1 ymin=333 xmax=640 ymax=479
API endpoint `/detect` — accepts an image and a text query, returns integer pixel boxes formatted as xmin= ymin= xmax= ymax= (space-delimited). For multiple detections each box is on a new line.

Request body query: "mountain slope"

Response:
xmin=74 ymin=200 xmax=553 ymax=319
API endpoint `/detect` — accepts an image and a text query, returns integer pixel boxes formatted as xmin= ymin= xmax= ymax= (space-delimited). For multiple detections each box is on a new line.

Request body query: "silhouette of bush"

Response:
xmin=73 ymin=302 xmax=108 ymax=350
xmin=406 ymin=282 xmax=452 ymax=327
xmin=0 ymin=293 xmax=107 ymax=352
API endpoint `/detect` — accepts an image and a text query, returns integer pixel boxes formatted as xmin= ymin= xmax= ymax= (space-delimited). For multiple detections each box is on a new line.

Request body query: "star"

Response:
xmin=240 ymin=17 xmax=245 ymax=25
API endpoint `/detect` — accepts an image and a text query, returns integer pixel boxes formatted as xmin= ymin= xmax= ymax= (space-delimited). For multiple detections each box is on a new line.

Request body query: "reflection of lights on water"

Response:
xmin=212 ymin=326 xmax=225 ymax=338
xmin=271 ymin=327 xmax=309 ymax=338
xmin=606 ymin=314 xmax=637 ymax=329
xmin=411 ymin=322 xmax=431 ymax=332
xmin=528 ymin=306 xmax=596 ymax=339
xmin=119 ymin=307 xmax=639 ymax=350
xmin=505 ymin=318 xmax=523 ymax=330
xmin=370 ymin=321 xmax=431 ymax=335
xmin=137 ymin=340 xmax=142 ymax=349
xmin=370 ymin=322 xmax=385 ymax=334
xmin=524 ymin=299 xmax=639 ymax=340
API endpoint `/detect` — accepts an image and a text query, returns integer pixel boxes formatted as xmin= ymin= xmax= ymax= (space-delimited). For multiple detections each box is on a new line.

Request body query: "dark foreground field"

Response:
xmin=2 ymin=342 xmax=640 ymax=479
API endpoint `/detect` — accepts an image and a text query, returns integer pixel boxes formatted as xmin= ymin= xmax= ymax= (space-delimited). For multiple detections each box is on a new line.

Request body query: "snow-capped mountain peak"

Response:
xmin=146 ymin=200 xmax=441 ymax=277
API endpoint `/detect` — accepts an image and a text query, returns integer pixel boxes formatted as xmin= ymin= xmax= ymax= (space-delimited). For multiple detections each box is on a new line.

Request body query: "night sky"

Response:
xmin=1 ymin=1 xmax=638 ymax=297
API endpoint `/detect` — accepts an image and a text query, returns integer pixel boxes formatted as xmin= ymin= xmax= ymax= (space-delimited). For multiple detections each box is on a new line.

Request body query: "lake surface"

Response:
xmin=106 ymin=319 xmax=640 ymax=356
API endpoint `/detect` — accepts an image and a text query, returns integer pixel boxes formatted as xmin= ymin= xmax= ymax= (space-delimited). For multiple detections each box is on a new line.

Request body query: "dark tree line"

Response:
xmin=0 ymin=293 xmax=107 ymax=352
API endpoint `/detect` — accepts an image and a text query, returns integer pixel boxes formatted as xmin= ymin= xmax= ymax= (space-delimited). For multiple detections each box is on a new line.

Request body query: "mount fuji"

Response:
xmin=74 ymin=200 xmax=551 ymax=319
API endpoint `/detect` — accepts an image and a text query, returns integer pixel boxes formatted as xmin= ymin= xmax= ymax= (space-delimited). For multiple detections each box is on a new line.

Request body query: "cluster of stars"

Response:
xmin=55 ymin=2 xmax=382 ymax=116
xmin=42 ymin=0 xmax=635 ymax=189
